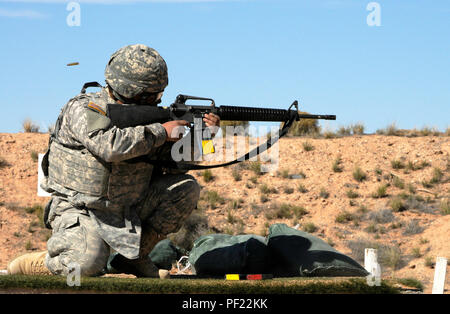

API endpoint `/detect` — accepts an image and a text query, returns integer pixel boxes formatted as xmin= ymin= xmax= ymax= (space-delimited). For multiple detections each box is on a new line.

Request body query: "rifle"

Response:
xmin=106 ymin=94 xmax=336 ymax=170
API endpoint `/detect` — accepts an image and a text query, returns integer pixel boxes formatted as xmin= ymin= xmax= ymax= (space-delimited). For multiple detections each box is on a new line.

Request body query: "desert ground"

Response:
xmin=0 ymin=131 xmax=448 ymax=293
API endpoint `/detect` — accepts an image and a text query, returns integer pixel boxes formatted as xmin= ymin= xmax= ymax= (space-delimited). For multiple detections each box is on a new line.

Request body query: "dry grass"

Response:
xmin=22 ymin=119 xmax=40 ymax=133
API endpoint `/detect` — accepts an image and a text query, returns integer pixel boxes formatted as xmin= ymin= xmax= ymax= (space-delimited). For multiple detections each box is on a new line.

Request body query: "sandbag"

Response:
xmin=267 ymin=223 xmax=368 ymax=277
xmin=106 ymin=239 xmax=185 ymax=273
xmin=149 ymin=239 xmax=187 ymax=270
xmin=188 ymin=234 xmax=269 ymax=276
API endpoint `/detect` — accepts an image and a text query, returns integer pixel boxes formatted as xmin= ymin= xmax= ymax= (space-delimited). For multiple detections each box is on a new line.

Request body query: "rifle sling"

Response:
xmin=151 ymin=114 xmax=296 ymax=171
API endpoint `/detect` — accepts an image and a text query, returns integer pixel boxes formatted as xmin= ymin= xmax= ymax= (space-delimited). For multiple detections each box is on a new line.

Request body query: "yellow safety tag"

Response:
xmin=226 ymin=274 xmax=240 ymax=281
xmin=202 ymin=140 xmax=215 ymax=155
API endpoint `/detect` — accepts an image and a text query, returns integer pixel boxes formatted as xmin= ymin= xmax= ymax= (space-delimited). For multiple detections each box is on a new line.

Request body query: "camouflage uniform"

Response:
xmin=41 ymin=45 xmax=200 ymax=276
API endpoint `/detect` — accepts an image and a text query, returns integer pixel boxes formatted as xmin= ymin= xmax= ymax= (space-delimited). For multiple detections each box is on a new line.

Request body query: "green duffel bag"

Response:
xmin=267 ymin=223 xmax=368 ymax=277
xmin=188 ymin=234 xmax=269 ymax=276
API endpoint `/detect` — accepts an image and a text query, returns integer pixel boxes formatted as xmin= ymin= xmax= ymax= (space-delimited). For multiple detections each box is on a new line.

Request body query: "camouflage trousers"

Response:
xmin=45 ymin=173 xmax=200 ymax=276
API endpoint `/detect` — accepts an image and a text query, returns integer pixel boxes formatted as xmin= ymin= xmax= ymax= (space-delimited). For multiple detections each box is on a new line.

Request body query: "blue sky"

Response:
xmin=0 ymin=0 xmax=449 ymax=134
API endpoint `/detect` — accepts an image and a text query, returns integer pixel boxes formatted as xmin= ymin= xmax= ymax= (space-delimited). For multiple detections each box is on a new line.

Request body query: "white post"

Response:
xmin=432 ymin=257 xmax=447 ymax=294
xmin=37 ymin=154 xmax=51 ymax=197
xmin=365 ymin=248 xmax=381 ymax=286
xmin=365 ymin=248 xmax=377 ymax=272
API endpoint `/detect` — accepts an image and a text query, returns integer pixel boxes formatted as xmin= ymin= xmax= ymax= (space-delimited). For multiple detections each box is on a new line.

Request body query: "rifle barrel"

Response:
xmin=298 ymin=114 xmax=336 ymax=120
xmin=218 ymin=105 xmax=336 ymax=121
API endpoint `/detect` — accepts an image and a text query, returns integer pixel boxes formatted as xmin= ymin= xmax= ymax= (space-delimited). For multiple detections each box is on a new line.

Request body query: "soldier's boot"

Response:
xmin=110 ymin=229 xmax=169 ymax=279
xmin=7 ymin=251 xmax=52 ymax=275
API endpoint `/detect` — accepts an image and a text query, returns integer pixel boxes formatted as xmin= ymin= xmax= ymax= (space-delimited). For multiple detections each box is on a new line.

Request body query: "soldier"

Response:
xmin=7 ymin=44 xmax=220 ymax=278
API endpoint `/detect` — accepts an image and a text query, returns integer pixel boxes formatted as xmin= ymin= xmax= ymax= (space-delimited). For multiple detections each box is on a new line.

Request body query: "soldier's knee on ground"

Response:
xmin=46 ymin=213 xmax=110 ymax=277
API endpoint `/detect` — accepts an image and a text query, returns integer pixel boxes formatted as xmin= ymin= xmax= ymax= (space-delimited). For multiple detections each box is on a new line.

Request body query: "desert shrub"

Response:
xmin=231 ymin=167 xmax=242 ymax=181
xmin=391 ymin=159 xmax=405 ymax=170
xmin=403 ymin=220 xmax=424 ymax=235
xmin=265 ymin=203 xmax=307 ymax=220
xmin=392 ymin=176 xmax=405 ymax=189
xmin=0 ymin=157 xmax=9 ymax=169
xmin=25 ymin=241 xmax=33 ymax=250
xmin=302 ymin=141 xmax=314 ymax=152
xmin=240 ymin=161 xmax=263 ymax=176
xmin=30 ymin=151 xmax=39 ymax=162
xmin=201 ymin=190 xmax=225 ymax=209
xmin=248 ymin=161 xmax=262 ymax=176
xmin=371 ymin=184 xmax=388 ymax=198
xmin=260 ymin=194 xmax=269 ymax=203
xmin=352 ymin=166 xmax=367 ymax=182
xmin=374 ymin=167 xmax=383 ymax=176
xmin=376 ymin=122 xmax=400 ymax=136
xmin=411 ymin=247 xmax=422 ymax=258
xmin=287 ymin=112 xmax=320 ymax=136
xmin=346 ymin=189 xmax=359 ymax=199
xmin=357 ymin=205 xmax=369 ymax=214
xmin=319 ymin=188 xmax=330 ymax=199
xmin=419 ymin=126 xmax=440 ymax=136
xmin=278 ymin=169 xmax=290 ymax=179
xmin=337 ymin=126 xmax=352 ymax=136
xmin=282 ymin=186 xmax=294 ymax=194
xmin=407 ymin=183 xmax=416 ymax=194
xmin=421 ymin=180 xmax=433 ymax=188
xmin=402 ymin=195 xmax=435 ymax=214
xmin=292 ymin=205 xmax=308 ymax=218
xmin=430 ymin=167 xmax=443 ymax=184
xmin=201 ymin=170 xmax=214 ymax=182
xmin=302 ymin=222 xmax=317 ymax=233
xmin=297 ymin=183 xmax=308 ymax=193
xmin=226 ymin=210 xmax=240 ymax=224
xmin=351 ymin=123 xmax=365 ymax=135
xmin=22 ymin=119 xmax=40 ymax=133
xmin=390 ymin=197 xmax=408 ymax=212
xmin=368 ymin=209 xmax=395 ymax=224
xmin=259 ymin=184 xmax=277 ymax=195
xmin=405 ymin=161 xmax=415 ymax=171
xmin=265 ymin=203 xmax=292 ymax=220
xmin=335 ymin=211 xmax=356 ymax=224
xmin=424 ymin=256 xmax=434 ymax=268
xmin=383 ymin=246 xmax=403 ymax=269
xmin=229 ymin=199 xmax=243 ymax=210
xmin=332 ymin=155 xmax=343 ymax=173
xmin=249 ymin=176 xmax=258 ymax=184
xmin=440 ymin=199 xmax=450 ymax=215
xmin=24 ymin=204 xmax=45 ymax=227
xmin=322 ymin=129 xmax=337 ymax=139
xmin=396 ymin=278 xmax=424 ymax=291
xmin=364 ymin=223 xmax=378 ymax=234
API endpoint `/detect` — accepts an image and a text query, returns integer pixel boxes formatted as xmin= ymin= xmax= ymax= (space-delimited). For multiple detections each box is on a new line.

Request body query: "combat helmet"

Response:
xmin=105 ymin=44 xmax=168 ymax=102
